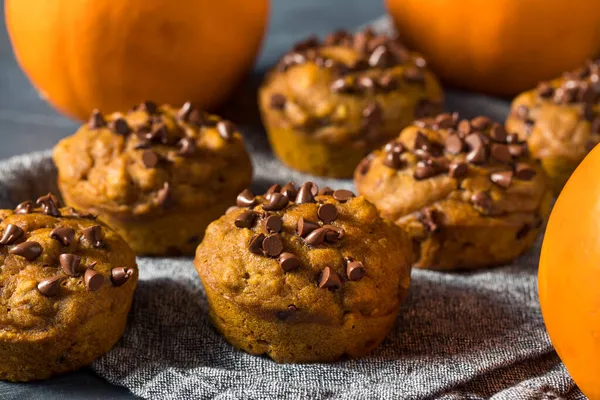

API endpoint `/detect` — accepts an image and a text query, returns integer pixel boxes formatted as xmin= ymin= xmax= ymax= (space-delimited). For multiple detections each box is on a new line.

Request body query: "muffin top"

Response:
xmin=508 ymin=59 xmax=600 ymax=159
xmin=259 ymin=28 xmax=443 ymax=146
xmin=0 ymin=193 xmax=137 ymax=338
xmin=355 ymin=113 xmax=550 ymax=230
xmin=53 ymin=101 xmax=252 ymax=217
xmin=195 ymin=182 xmax=413 ymax=324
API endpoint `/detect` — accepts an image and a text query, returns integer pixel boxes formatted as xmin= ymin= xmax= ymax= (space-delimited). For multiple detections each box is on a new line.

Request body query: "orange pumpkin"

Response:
xmin=386 ymin=0 xmax=600 ymax=96
xmin=5 ymin=0 xmax=269 ymax=121
xmin=539 ymin=146 xmax=600 ymax=400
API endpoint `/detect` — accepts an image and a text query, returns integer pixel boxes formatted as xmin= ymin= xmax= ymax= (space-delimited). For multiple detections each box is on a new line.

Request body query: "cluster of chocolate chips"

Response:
xmin=381 ymin=114 xmax=536 ymax=212
xmin=0 ymin=193 xmax=133 ymax=297
xmin=233 ymin=182 xmax=365 ymax=291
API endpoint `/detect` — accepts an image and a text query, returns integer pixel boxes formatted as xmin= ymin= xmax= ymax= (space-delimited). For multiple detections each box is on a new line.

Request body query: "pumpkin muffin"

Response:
xmin=0 ymin=193 xmax=137 ymax=381
xmin=354 ymin=113 xmax=553 ymax=271
xmin=506 ymin=59 xmax=600 ymax=194
xmin=53 ymin=101 xmax=253 ymax=256
xmin=194 ymin=182 xmax=413 ymax=363
xmin=258 ymin=27 xmax=444 ymax=178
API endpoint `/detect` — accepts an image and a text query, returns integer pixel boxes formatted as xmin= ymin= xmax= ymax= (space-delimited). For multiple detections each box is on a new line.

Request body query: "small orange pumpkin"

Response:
xmin=539 ymin=146 xmax=600 ymax=400
xmin=386 ymin=0 xmax=600 ymax=96
xmin=5 ymin=0 xmax=269 ymax=121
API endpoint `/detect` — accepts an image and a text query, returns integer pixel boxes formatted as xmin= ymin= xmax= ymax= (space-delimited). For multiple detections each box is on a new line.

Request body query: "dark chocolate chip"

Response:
xmin=139 ymin=101 xmax=158 ymax=114
xmin=419 ymin=208 xmax=440 ymax=233
xmin=270 ymin=93 xmax=286 ymax=110
xmin=281 ymin=183 xmax=298 ymax=200
xmin=346 ymin=258 xmax=366 ymax=281
xmin=88 ymin=109 xmax=106 ymax=129
xmin=0 ymin=224 xmax=24 ymax=245
xmin=377 ymin=73 xmax=398 ymax=91
xmin=278 ymin=252 xmax=300 ymax=272
xmin=414 ymin=160 xmax=439 ymax=180
xmin=36 ymin=193 xmax=61 ymax=217
xmin=369 ymin=45 xmax=395 ymax=68
xmin=471 ymin=192 xmax=493 ymax=213
xmin=59 ymin=253 xmax=81 ymax=276
xmin=489 ymin=124 xmax=508 ymax=142
xmin=332 ymin=189 xmax=354 ymax=202
xmin=111 ymin=267 xmax=133 ymax=287
xmin=216 ymin=121 xmax=236 ymax=141
xmin=515 ymin=163 xmax=536 ymax=180
xmin=297 ymin=217 xmax=319 ymax=237
xmin=249 ymin=233 xmax=266 ymax=255
xmin=37 ymin=276 xmax=65 ymax=297
xmin=9 ymin=241 xmax=43 ymax=261
xmin=148 ymin=123 xmax=169 ymax=144
xmin=435 ymin=113 xmax=458 ymax=129
xmin=296 ymin=182 xmax=316 ymax=204
xmin=111 ymin=118 xmax=130 ymax=135
xmin=156 ymin=182 xmax=172 ymax=208
xmin=265 ymin=184 xmax=282 ymax=201
xmin=318 ymin=187 xmax=334 ymax=196
xmin=15 ymin=201 xmax=33 ymax=215
xmin=236 ymin=189 xmax=257 ymax=207
xmin=262 ymin=234 xmax=283 ymax=257
xmin=177 ymin=137 xmax=196 ymax=157
xmin=263 ymin=193 xmax=289 ymax=211
xmin=265 ymin=215 xmax=283 ymax=233
xmin=84 ymin=269 xmax=104 ymax=292
xmin=82 ymin=225 xmax=104 ymax=248
xmin=331 ymin=78 xmax=355 ymax=94
xmin=579 ymin=84 xmax=597 ymax=103
xmin=362 ymin=102 xmax=382 ymax=125
xmin=142 ymin=150 xmax=160 ymax=168
xmin=304 ymin=227 xmax=329 ymax=246
xmin=448 ymin=162 xmax=468 ymax=179
xmin=490 ymin=143 xmax=511 ymax=163
xmin=536 ymin=83 xmax=554 ymax=98
xmin=490 ymin=171 xmax=513 ymax=188
xmin=50 ymin=226 xmax=75 ymax=246
xmin=319 ymin=267 xmax=342 ymax=289
xmin=177 ymin=102 xmax=193 ymax=121
xmin=508 ymin=143 xmax=527 ymax=158
xmin=235 ymin=211 xmax=258 ymax=229
xmin=445 ymin=134 xmax=464 ymax=155
xmin=470 ymin=116 xmax=492 ymax=130
xmin=323 ymin=225 xmax=344 ymax=242
xmin=383 ymin=150 xmax=404 ymax=169
xmin=464 ymin=133 xmax=487 ymax=164
xmin=357 ymin=76 xmax=376 ymax=93
xmin=317 ymin=203 xmax=338 ymax=223
xmin=457 ymin=119 xmax=472 ymax=135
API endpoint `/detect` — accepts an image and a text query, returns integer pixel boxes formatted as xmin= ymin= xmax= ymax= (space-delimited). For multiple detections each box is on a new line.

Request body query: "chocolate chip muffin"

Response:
xmin=53 ymin=101 xmax=253 ymax=256
xmin=354 ymin=113 xmax=553 ymax=271
xmin=506 ymin=59 xmax=600 ymax=194
xmin=0 ymin=193 xmax=137 ymax=381
xmin=258 ymin=27 xmax=443 ymax=178
xmin=194 ymin=182 xmax=413 ymax=363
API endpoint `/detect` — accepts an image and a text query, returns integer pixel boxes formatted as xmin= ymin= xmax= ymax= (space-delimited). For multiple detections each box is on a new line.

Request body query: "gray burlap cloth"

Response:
xmin=0 ymin=19 xmax=587 ymax=399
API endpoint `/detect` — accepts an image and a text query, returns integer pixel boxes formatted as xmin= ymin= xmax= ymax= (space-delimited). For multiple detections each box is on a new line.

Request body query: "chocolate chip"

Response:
xmin=414 ymin=160 xmax=439 ymax=180
xmin=0 ymin=224 xmax=24 ymax=245
xmin=111 ymin=118 xmax=130 ymax=135
xmin=82 ymin=225 xmax=103 ymax=248
xmin=368 ymin=45 xmax=395 ymax=68
xmin=414 ymin=132 xmax=435 ymax=154
xmin=281 ymin=182 xmax=298 ymax=200
xmin=88 ymin=109 xmax=106 ymax=129
xmin=235 ymin=211 xmax=258 ymax=229
xmin=236 ymin=189 xmax=257 ymax=208
xmin=276 ymin=304 xmax=298 ymax=320
xmin=378 ymin=73 xmax=398 ymax=91
xmin=516 ymin=224 xmax=531 ymax=240
xmin=362 ymin=102 xmax=382 ymax=125
xmin=59 ymin=253 xmax=81 ymax=276
xmin=435 ymin=113 xmax=458 ymax=130
xmin=297 ymin=217 xmax=319 ymax=237
xmin=537 ymin=83 xmax=554 ymax=98
xmin=156 ymin=182 xmax=172 ymax=208
xmin=176 ymin=138 xmax=196 ymax=157
xmin=177 ymin=102 xmax=193 ymax=121
xmin=419 ymin=208 xmax=440 ymax=233
xmin=345 ymin=258 xmax=366 ymax=281
xmin=403 ymin=66 xmax=424 ymax=84
xmin=471 ymin=192 xmax=493 ymax=213
xmin=296 ymin=182 xmax=316 ymax=204
xmin=490 ymin=171 xmax=513 ymax=188
xmin=331 ymin=78 xmax=354 ymax=94
xmin=263 ymin=193 xmax=289 ymax=211
xmin=147 ymin=123 xmax=168 ymax=144
xmin=141 ymin=150 xmax=160 ymax=168
xmin=278 ymin=252 xmax=300 ymax=272
xmin=304 ymin=227 xmax=329 ymax=246
xmin=262 ymin=234 xmax=283 ymax=257
xmin=470 ymin=116 xmax=491 ymax=130
xmin=216 ymin=121 xmax=236 ymax=141
xmin=37 ymin=276 xmax=65 ymax=297
xmin=111 ymin=267 xmax=133 ymax=287
xmin=249 ymin=233 xmax=266 ymax=255
xmin=357 ymin=76 xmax=376 ymax=93
xmin=14 ymin=201 xmax=33 ymax=215
xmin=579 ymin=84 xmax=597 ymax=103
xmin=489 ymin=124 xmax=508 ymax=142
xmin=139 ymin=101 xmax=158 ymax=114
xmin=318 ymin=203 xmax=338 ymax=223
xmin=457 ymin=120 xmax=472 ymax=135
xmin=319 ymin=267 xmax=342 ymax=289
xmin=323 ymin=225 xmax=344 ymax=242
xmin=9 ymin=241 xmax=43 ymax=261
xmin=265 ymin=184 xmax=282 ymax=201
xmin=265 ymin=215 xmax=283 ymax=233
xmin=84 ymin=269 xmax=104 ymax=292
xmin=332 ymin=189 xmax=354 ymax=202
xmin=508 ymin=143 xmax=527 ymax=158
xmin=490 ymin=143 xmax=511 ymax=163
xmin=465 ymin=133 xmax=487 ymax=164
xmin=515 ymin=163 xmax=536 ymax=180
xmin=270 ymin=93 xmax=286 ymax=110
xmin=383 ymin=150 xmax=404 ymax=169
xmin=445 ymin=134 xmax=464 ymax=155
xmin=36 ymin=193 xmax=61 ymax=217
xmin=50 ymin=226 xmax=75 ymax=246
xmin=449 ymin=162 xmax=468 ymax=179
xmin=318 ymin=187 xmax=334 ymax=196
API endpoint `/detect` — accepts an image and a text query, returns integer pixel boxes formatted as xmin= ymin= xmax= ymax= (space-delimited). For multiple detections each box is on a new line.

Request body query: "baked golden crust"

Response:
xmin=355 ymin=113 xmax=553 ymax=270
xmin=0 ymin=196 xmax=137 ymax=381
xmin=258 ymin=28 xmax=443 ymax=178
xmin=53 ymin=101 xmax=253 ymax=255
xmin=194 ymin=183 xmax=413 ymax=362
xmin=506 ymin=59 xmax=600 ymax=194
